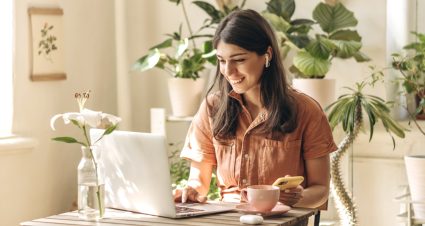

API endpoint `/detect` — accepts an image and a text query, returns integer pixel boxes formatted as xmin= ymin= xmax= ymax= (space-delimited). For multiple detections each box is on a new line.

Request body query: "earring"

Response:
xmin=265 ymin=55 xmax=270 ymax=68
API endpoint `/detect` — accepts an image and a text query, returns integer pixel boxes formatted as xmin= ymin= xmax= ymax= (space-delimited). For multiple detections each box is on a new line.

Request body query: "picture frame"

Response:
xmin=28 ymin=7 xmax=66 ymax=81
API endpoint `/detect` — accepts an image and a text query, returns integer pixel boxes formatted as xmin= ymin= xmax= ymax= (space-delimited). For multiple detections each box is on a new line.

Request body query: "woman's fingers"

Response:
xmin=279 ymin=185 xmax=304 ymax=206
xmin=174 ymin=186 xmax=207 ymax=203
xmin=173 ymin=188 xmax=183 ymax=202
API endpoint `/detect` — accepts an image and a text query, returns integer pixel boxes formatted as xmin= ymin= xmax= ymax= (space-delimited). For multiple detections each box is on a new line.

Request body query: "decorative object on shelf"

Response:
xmin=263 ymin=0 xmax=370 ymax=108
xmin=50 ymin=90 xmax=121 ymax=221
xmin=132 ymin=0 xmax=246 ymax=116
xmin=326 ymin=80 xmax=406 ymax=226
xmin=28 ymin=7 xmax=66 ymax=81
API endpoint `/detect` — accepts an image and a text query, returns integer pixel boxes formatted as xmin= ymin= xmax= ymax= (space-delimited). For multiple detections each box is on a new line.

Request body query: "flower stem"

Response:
xmin=88 ymin=147 xmax=104 ymax=218
xmin=82 ymin=125 xmax=90 ymax=147
xmin=83 ymin=126 xmax=103 ymax=218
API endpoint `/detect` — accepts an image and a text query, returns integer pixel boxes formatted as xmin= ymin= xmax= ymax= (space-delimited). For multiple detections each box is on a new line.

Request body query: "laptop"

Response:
xmin=90 ymin=129 xmax=234 ymax=218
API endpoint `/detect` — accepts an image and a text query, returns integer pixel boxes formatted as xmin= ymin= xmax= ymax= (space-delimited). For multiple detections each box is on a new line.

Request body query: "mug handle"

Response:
xmin=240 ymin=188 xmax=248 ymax=203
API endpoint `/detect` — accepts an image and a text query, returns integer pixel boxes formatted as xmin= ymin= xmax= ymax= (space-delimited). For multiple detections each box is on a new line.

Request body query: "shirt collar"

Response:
xmin=227 ymin=90 xmax=268 ymax=123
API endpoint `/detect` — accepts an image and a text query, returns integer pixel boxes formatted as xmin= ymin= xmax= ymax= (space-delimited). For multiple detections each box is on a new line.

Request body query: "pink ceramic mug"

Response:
xmin=241 ymin=185 xmax=280 ymax=212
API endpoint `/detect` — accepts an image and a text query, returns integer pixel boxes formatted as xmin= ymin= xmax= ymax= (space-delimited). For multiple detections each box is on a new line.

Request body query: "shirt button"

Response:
xmin=242 ymin=179 xmax=247 ymax=184
xmin=244 ymin=154 xmax=249 ymax=159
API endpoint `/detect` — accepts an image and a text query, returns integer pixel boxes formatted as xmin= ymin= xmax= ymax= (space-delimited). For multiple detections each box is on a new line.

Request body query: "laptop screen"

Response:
xmin=90 ymin=129 xmax=178 ymax=217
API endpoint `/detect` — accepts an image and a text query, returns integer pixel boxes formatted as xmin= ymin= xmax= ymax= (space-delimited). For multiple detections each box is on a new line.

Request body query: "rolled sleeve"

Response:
xmin=180 ymin=99 xmax=217 ymax=165
xmin=301 ymin=99 xmax=338 ymax=159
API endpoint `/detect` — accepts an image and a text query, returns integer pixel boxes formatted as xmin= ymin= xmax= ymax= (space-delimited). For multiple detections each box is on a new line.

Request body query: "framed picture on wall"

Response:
xmin=28 ymin=7 xmax=66 ymax=81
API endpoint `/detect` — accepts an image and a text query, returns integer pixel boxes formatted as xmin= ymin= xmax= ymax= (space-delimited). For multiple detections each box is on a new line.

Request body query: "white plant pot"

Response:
xmin=292 ymin=78 xmax=336 ymax=109
xmin=405 ymin=155 xmax=425 ymax=219
xmin=168 ymin=78 xmax=205 ymax=117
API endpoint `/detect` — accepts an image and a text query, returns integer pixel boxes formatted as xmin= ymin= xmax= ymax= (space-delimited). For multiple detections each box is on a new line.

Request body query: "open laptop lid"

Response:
xmin=90 ymin=129 xmax=178 ymax=218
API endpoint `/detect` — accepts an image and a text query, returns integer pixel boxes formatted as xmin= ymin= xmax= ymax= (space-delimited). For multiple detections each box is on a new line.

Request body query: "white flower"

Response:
xmin=50 ymin=108 xmax=121 ymax=131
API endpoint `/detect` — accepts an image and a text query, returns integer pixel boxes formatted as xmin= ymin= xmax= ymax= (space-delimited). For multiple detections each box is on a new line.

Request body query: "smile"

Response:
xmin=230 ymin=78 xmax=244 ymax=84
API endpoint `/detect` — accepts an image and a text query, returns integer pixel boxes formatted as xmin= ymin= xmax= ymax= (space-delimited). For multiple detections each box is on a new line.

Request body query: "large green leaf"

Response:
xmin=265 ymin=0 xmax=295 ymax=21
xmin=132 ymin=49 xmax=161 ymax=72
xmin=263 ymin=12 xmax=291 ymax=32
xmin=287 ymin=34 xmax=311 ymax=49
xmin=293 ymin=50 xmax=330 ymax=77
xmin=330 ymin=30 xmax=361 ymax=42
xmin=313 ymin=2 xmax=358 ymax=34
xmin=288 ymin=19 xmax=315 ymax=34
xmin=353 ymin=51 xmax=371 ymax=62
xmin=306 ymin=37 xmax=335 ymax=59
xmin=331 ymin=39 xmax=362 ymax=59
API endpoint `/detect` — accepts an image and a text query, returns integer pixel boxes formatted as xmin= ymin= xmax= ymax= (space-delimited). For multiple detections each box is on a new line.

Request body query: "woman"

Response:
xmin=173 ymin=9 xmax=337 ymax=208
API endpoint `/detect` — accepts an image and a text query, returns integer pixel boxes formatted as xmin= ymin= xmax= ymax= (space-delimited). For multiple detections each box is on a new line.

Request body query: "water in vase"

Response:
xmin=78 ymin=183 xmax=105 ymax=220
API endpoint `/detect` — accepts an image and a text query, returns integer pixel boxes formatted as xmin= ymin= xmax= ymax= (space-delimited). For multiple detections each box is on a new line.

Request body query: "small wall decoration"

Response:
xmin=28 ymin=7 xmax=66 ymax=81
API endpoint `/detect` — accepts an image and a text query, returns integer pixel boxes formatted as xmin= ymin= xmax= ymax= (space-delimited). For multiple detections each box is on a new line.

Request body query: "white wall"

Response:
xmin=2 ymin=0 xmax=424 ymax=225
xmin=0 ymin=0 xmax=117 ymax=225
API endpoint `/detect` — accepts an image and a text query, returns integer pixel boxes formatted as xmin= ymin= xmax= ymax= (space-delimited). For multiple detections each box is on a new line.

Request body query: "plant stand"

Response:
xmin=394 ymin=185 xmax=425 ymax=226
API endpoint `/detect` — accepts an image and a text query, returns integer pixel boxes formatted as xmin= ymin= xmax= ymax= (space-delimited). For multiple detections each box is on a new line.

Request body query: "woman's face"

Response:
xmin=216 ymin=41 xmax=267 ymax=94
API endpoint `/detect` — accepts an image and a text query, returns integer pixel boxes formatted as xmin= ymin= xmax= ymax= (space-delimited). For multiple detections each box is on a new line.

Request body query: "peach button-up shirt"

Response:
xmin=180 ymin=90 xmax=338 ymax=201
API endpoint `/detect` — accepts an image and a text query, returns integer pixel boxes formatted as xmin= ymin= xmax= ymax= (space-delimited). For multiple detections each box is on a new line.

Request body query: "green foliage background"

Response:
xmin=169 ymin=143 xmax=220 ymax=200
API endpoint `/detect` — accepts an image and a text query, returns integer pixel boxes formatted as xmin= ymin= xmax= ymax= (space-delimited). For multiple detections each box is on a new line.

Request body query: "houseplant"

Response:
xmin=263 ymin=0 xmax=370 ymax=108
xmin=389 ymin=31 xmax=425 ymax=219
xmin=326 ymin=80 xmax=406 ymax=226
xmin=391 ymin=32 xmax=425 ymax=126
xmin=50 ymin=91 xmax=121 ymax=220
xmin=132 ymin=0 xmax=245 ymax=117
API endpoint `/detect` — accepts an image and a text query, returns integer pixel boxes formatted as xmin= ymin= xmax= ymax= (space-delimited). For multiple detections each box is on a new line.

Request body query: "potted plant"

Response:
xmin=325 ymin=80 xmax=406 ymax=225
xmin=389 ymin=31 xmax=425 ymax=219
xmin=391 ymin=32 xmax=425 ymax=124
xmin=263 ymin=0 xmax=370 ymax=108
xmin=132 ymin=0 xmax=246 ymax=117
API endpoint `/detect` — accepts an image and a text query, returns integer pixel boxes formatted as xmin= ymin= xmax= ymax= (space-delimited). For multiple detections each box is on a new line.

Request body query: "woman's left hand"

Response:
xmin=279 ymin=185 xmax=304 ymax=206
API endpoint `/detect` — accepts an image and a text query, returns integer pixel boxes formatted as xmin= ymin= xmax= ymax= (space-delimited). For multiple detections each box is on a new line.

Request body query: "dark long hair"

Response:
xmin=206 ymin=9 xmax=297 ymax=139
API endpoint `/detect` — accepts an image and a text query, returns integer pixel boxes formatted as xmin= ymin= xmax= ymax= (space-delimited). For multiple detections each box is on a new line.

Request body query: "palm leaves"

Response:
xmin=326 ymin=82 xmax=406 ymax=148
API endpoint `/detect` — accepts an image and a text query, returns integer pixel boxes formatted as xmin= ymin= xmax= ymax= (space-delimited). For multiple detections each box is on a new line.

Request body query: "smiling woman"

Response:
xmin=0 ymin=0 xmax=13 ymax=137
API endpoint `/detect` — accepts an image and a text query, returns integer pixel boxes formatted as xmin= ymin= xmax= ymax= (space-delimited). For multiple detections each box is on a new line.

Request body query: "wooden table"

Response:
xmin=21 ymin=207 xmax=317 ymax=226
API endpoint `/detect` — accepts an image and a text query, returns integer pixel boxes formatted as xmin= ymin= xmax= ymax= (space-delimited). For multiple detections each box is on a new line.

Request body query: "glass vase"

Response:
xmin=78 ymin=146 xmax=105 ymax=221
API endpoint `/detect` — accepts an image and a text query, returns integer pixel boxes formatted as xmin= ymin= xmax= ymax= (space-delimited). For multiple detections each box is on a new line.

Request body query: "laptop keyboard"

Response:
xmin=175 ymin=205 xmax=204 ymax=213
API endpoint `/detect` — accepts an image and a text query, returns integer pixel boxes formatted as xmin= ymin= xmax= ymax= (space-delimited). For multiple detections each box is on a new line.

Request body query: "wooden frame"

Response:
xmin=28 ymin=7 xmax=66 ymax=81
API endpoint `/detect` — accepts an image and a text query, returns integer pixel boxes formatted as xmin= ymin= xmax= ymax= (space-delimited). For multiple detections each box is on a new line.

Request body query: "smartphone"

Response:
xmin=272 ymin=176 xmax=304 ymax=190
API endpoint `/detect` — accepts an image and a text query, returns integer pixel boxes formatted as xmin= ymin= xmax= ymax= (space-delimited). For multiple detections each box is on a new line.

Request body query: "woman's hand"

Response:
xmin=173 ymin=186 xmax=207 ymax=203
xmin=279 ymin=185 xmax=304 ymax=206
